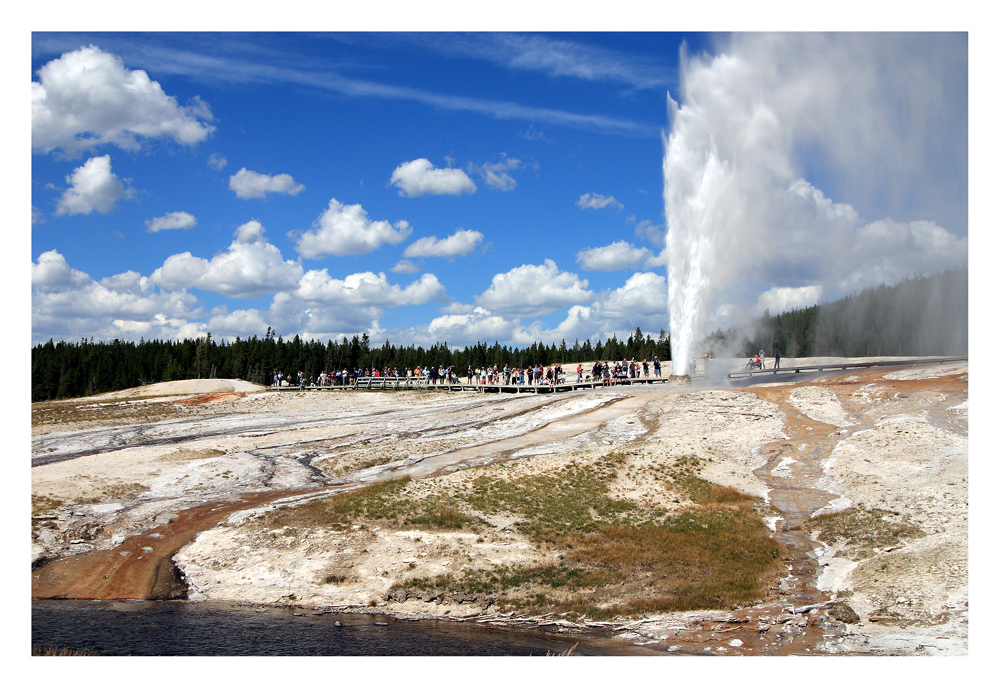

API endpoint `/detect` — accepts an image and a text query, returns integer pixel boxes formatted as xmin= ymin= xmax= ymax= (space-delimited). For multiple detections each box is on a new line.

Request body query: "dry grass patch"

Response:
xmin=32 ymin=644 xmax=101 ymax=656
xmin=32 ymin=399 xmax=187 ymax=429
xmin=261 ymin=478 xmax=485 ymax=533
xmin=32 ymin=494 xmax=64 ymax=517
xmin=391 ymin=451 xmax=786 ymax=619
xmin=809 ymin=506 xmax=925 ymax=560
xmin=256 ymin=450 xmax=786 ymax=619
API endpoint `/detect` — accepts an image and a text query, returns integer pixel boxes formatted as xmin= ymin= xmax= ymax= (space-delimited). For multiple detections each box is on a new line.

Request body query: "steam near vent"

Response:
xmin=663 ymin=34 xmax=967 ymax=375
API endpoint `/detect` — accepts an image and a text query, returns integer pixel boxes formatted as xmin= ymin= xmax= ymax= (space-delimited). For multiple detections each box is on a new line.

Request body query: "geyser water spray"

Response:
xmin=662 ymin=97 xmax=749 ymax=376
xmin=661 ymin=35 xmax=966 ymax=378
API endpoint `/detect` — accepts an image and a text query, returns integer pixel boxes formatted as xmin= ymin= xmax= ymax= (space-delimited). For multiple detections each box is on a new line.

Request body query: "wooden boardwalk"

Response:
xmin=272 ymin=356 xmax=967 ymax=394
xmin=278 ymin=375 xmax=675 ymax=394
xmin=725 ymin=356 xmax=967 ymax=380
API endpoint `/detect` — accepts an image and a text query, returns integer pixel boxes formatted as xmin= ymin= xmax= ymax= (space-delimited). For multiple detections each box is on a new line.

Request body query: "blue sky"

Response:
xmin=29 ymin=29 xmax=969 ymax=349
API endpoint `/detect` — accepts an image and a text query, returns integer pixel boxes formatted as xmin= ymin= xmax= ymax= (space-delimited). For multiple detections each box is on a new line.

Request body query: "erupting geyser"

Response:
xmin=662 ymin=117 xmax=745 ymax=377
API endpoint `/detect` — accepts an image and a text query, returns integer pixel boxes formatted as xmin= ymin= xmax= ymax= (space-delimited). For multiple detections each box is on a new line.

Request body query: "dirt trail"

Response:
xmin=31 ymin=487 xmax=327 ymax=599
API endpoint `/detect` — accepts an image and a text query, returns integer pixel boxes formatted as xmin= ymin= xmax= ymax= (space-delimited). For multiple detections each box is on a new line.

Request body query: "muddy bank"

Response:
xmin=31 ymin=359 xmax=968 ymax=654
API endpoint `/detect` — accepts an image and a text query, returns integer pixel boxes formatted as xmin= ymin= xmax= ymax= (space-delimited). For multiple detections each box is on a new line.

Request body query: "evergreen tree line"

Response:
xmin=30 ymin=266 xmax=966 ymax=401
xmin=32 ymin=326 xmax=672 ymax=401
xmin=704 ymin=266 xmax=968 ymax=359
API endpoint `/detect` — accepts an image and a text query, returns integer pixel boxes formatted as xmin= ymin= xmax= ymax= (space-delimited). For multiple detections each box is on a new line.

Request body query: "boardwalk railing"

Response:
xmin=280 ymin=374 xmax=674 ymax=394
xmin=272 ymin=357 xmax=967 ymax=393
xmin=725 ymin=356 xmax=968 ymax=380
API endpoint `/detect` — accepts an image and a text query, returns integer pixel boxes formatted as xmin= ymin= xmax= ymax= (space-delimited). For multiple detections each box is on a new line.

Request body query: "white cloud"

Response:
xmin=476 ymin=259 xmax=592 ymax=318
xmin=228 ymin=168 xmax=305 ymax=200
xmin=436 ymin=34 xmax=671 ymax=91
xmin=31 ymin=250 xmax=202 ymax=344
xmin=633 ymin=218 xmax=666 ymax=248
xmin=32 ymin=249 xmax=92 ymax=290
xmin=756 ymin=286 xmax=823 ymax=314
xmin=207 ymin=153 xmax=227 ymax=170
xmin=577 ymin=193 xmax=623 ymax=211
xmin=146 ymin=211 xmax=196 ymax=233
xmin=150 ymin=220 xmax=303 ymax=298
xmin=506 ymin=272 xmax=670 ymax=347
xmin=54 ymin=155 xmax=130 ymax=216
xmin=576 ymin=241 xmax=653 ymax=271
xmin=291 ymin=270 xmax=444 ymax=308
xmin=403 ymin=229 xmax=484 ymax=259
xmin=206 ymin=271 xmax=444 ymax=343
xmin=424 ymin=308 xmax=519 ymax=345
xmin=32 ymin=45 xmax=214 ymax=156
xmin=389 ymin=159 xmax=476 ymax=197
xmin=391 ymin=259 xmax=420 ymax=274
xmin=468 ymin=155 xmax=524 ymax=191
xmin=292 ymin=198 xmax=412 ymax=259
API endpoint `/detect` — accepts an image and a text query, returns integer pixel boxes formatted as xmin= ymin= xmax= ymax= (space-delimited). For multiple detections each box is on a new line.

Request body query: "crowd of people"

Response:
xmin=271 ymin=356 xmax=669 ymax=389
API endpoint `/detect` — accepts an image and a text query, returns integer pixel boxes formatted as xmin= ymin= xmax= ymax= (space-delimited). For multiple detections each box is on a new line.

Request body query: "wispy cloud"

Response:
xmin=35 ymin=35 xmax=661 ymax=139
xmin=417 ymin=33 xmax=675 ymax=91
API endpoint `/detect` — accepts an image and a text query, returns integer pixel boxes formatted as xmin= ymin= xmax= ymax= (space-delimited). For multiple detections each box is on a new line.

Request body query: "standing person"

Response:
xmin=773 ymin=349 xmax=781 ymax=372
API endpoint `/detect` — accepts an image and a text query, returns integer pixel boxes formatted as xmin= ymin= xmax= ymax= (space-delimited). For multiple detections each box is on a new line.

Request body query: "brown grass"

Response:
xmin=389 ymin=450 xmax=787 ymax=619
xmin=808 ymin=506 xmax=924 ymax=560
xmin=32 ymin=644 xmax=100 ymax=656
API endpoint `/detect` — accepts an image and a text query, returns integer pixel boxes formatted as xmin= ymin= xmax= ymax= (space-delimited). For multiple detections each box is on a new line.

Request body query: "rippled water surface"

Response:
xmin=32 ymin=600 xmax=648 ymax=656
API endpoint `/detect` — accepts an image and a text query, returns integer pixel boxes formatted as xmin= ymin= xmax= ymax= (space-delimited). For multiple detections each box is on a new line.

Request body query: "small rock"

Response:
xmin=827 ymin=601 xmax=861 ymax=624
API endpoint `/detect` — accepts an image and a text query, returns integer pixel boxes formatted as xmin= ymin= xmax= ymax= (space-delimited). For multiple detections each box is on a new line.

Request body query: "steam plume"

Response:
xmin=663 ymin=34 xmax=967 ymax=375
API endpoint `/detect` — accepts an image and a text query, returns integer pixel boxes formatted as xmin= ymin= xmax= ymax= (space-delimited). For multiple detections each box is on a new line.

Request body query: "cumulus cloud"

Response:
xmin=420 ymin=308 xmax=519 ymax=346
xmin=290 ymin=270 xmax=444 ymax=308
xmin=32 ymin=45 xmax=215 ymax=156
xmin=576 ymin=241 xmax=654 ymax=272
xmin=229 ymin=168 xmax=305 ymax=200
xmin=150 ymin=220 xmax=303 ymax=298
xmin=403 ymin=229 xmax=484 ymax=259
xmin=54 ymin=155 xmax=130 ymax=216
xmin=475 ymin=259 xmax=592 ymax=318
xmin=389 ymin=159 xmax=477 ymax=197
xmin=146 ymin=211 xmax=196 ymax=233
xmin=205 ymin=271 xmax=444 ymax=343
xmin=292 ymin=198 xmax=412 ymax=259
xmin=505 ymin=272 xmax=670 ymax=347
xmin=32 ymin=249 xmax=202 ymax=344
xmin=577 ymin=193 xmax=623 ymax=211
